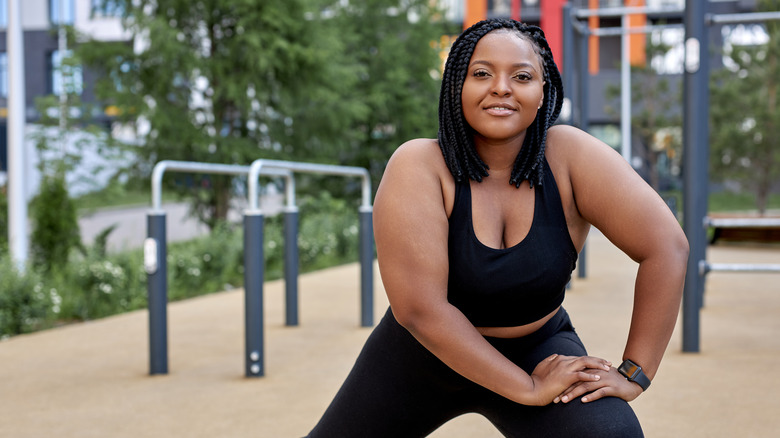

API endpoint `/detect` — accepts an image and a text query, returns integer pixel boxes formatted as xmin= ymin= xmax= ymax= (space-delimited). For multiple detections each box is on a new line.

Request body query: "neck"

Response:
xmin=474 ymin=136 xmax=524 ymax=172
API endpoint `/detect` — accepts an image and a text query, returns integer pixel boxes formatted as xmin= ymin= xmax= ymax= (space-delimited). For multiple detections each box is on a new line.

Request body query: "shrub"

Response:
xmin=0 ymin=257 xmax=51 ymax=338
xmin=29 ymin=171 xmax=81 ymax=272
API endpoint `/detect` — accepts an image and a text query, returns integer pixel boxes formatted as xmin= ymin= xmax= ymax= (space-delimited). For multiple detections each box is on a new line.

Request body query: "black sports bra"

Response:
xmin=447 ymin=159 xmax=577 ymax=327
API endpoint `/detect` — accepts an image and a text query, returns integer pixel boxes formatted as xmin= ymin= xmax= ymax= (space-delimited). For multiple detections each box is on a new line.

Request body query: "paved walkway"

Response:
xmin=1 ymin=231 xmax=779 ymax=437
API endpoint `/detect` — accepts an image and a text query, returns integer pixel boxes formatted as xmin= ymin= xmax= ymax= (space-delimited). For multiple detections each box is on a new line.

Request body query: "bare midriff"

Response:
xmin=475 ymin=306 xmax=560 ymax=338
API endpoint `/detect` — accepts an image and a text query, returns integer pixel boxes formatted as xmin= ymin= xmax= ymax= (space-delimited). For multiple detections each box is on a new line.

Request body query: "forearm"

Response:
xmin=397 ymin=304 xmax=537 ymax=405
xmin=623 ymin=249 xmax=687 ymax=379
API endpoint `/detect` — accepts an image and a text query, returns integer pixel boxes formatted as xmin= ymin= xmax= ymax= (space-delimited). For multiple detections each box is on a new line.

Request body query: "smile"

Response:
xmin=484 ymin=106 xmax=516 ymax=116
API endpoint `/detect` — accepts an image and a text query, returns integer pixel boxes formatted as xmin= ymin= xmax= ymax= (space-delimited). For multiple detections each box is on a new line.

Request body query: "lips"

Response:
xmin=483 ymin=103 xmax=517 ymax=116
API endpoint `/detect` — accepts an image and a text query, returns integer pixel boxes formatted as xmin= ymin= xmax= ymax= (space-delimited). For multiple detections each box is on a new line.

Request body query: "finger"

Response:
xmin=573 ymin=355 xmax=612 ymax=371
xmin=582 ymin=387 xmax=612 ymax=403
xmin=560 ymin=381 xmax=604 ymax=403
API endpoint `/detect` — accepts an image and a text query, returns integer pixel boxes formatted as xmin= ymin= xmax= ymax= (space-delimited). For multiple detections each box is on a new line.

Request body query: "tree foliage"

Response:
xmin=605 ymin=36 xmax=682 ymax=191
xmin=710 ymin=0 xmax=779 ymax=213
xmin=79 ymin=0 xmax=444 ymax=227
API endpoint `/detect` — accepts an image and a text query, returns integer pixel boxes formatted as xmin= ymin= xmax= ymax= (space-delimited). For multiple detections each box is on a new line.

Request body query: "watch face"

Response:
xmin=619 ymin=361 xmax=639 ymax=379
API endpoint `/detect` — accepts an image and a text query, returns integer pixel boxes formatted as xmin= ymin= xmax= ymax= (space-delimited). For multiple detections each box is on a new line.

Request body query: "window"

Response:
xmin=48 ymin=50 xmax=83 ymax=96
xmin=50 ymin=0 xmax=75 ymax=25
xmin=0 ymin=52 xmax=7 ymax=98
xmin=91 ymin=0 xmax=124 ymax=18
xmin=0 ymin=1 xmax=7 ymax=28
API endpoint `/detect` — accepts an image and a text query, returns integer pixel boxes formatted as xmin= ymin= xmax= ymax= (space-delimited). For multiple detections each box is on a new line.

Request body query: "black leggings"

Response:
xmin=307 ymin=307 xmax=643 ymax=438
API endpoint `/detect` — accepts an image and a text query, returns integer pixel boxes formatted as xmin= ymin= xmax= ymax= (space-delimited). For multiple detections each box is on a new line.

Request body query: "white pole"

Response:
xmin=7 ymin=0 xmax=28 ymax=268
xmin=58 ymin=0 xmax=67 ymax=153
xmin=621 ymin=13 xmax=633 ymax=165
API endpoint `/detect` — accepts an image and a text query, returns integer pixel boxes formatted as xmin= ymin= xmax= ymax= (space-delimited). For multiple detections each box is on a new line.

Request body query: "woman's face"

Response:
xmin=461 ymin=31 xmax=545 ymax=146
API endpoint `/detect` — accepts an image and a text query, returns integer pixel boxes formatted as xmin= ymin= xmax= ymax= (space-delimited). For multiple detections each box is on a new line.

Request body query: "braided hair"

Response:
xmin=437 ymin=19 xmax=564 ymax=188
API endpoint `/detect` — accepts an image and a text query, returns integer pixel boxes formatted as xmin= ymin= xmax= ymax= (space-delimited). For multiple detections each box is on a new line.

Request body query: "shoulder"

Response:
xmin=387 ymin=138 xmax=447 ymax=169
xmin=377 ymin=138 xmax=456 ymax=216
xmin=383 ymin=138 xmax=453 ymax=190
xmin=545 ymin=124 xmax=625 ymax=175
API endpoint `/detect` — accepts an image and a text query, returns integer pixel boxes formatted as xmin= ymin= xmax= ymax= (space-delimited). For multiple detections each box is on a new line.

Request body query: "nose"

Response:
xmin=491 ymin=75 xmax=511 ymax=97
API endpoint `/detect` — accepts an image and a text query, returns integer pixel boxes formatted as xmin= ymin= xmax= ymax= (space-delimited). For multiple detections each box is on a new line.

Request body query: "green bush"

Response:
xmin=0 ymin=257 xmax=51 ymax=338
xmin=30 ymin=172 xmax=81 ymax=272
xmin=1 ymin=191 xmax=362 ymax=337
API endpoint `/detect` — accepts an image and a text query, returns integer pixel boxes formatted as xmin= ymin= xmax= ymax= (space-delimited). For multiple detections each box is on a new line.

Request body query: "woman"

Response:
xmin=307 ymin=19 xmax=688 ymax=437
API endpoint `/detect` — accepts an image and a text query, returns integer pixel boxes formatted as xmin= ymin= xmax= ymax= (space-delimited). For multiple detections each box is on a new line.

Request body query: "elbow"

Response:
xmin=390 ymin=301 xmax=447 ymax=339
xmin=391 ymin=304 xmax=427 ymax=333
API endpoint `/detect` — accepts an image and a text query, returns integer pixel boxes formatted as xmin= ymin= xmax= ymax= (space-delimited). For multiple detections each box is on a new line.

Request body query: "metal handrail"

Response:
xmin=151 ymin=160 xmax=294 ymax=212
xmin=247 ymin=159 xmax=372 ymax=214
xmin=706 ymin=11 xmax=780 ymax=25
xmin=705 ymin=217 xmax=780 ymax=228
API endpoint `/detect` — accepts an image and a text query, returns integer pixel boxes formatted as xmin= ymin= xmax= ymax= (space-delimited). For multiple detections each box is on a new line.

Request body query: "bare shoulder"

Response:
xmin=545 ymin=124 xmax=615 ymax=164
xmin=381 ymin=138 xmax=454 ymax=202
xmin=376 ymin=137 xmax=455 ymax=220
xmin=386 ymin=138 xmax=449 ymax=175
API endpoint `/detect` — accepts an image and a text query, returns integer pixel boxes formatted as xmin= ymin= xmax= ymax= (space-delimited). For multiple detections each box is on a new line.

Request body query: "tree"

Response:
xmin=325 ymin=0 xmax=446 ymax=191
xmin=605 ymin=36 xmax=683 ymax=191
xmin=709 ymin=0 xmax=779 ymax=214
xmin=78 ymin=0 xmax=444 ymax=227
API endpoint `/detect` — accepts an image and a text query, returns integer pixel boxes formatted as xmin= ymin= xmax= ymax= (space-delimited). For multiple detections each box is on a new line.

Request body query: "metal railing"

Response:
xmin=700 ymin=216 xmax=780 ymax=275
xmin=243 ymin=159 xmax=373 ymax=377
xmin=146 ymin=160 xmax=293 ymax=376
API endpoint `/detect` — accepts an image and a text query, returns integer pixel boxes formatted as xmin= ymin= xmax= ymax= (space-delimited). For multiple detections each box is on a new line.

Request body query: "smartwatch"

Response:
xmin=618 ymin=359 xmax=651 ymax=391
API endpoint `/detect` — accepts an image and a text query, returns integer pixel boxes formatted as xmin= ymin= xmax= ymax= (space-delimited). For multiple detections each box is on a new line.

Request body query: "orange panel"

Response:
xmin=589 ymin=0 xmax=599 ymax=74
xmin=626 ymin=0 xmax=647 ymax=66
xmin=464 ymin=0 xmax=487 ymax=30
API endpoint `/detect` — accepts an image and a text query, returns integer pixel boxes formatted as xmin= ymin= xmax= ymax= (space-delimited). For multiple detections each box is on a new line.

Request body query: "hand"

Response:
xmin=527 ymin=354 xmax=612 ymax=406
xmin=553 ymin=366 xmax=644 ymax=404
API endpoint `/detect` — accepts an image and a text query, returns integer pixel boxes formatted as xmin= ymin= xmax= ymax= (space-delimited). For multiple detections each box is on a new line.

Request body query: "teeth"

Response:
xmin=487 ymin=107 xmax=513 ymax=110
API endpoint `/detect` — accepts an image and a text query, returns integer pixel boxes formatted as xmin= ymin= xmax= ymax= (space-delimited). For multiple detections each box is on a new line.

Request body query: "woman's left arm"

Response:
xmin=549 ymin=125 xmax=689 ymax=403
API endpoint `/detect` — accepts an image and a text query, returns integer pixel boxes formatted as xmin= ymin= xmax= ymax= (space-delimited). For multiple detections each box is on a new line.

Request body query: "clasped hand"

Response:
xmin=529 ymin=354 xmax=643 ymax=406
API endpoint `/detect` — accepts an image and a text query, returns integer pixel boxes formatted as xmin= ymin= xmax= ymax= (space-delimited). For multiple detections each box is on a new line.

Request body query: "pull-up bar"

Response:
xmin=243 ymin=159 xmax=373 ymax=377
xmin=146 ymin=160 xmax=293 ymax=376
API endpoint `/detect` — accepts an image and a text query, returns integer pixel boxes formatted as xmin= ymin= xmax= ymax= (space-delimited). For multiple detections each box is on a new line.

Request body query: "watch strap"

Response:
xmin=618 ymin=359 xmax=651 ymax=391
xmin=630 ymin=369 xmax=651 ymax=391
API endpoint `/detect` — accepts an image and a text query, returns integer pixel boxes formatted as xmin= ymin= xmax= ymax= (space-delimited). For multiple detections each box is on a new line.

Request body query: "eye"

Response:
xmin=514 ymin=72 xmax=533 ymax=81
xmin=472 ymin=69 xmax=490 ymax=78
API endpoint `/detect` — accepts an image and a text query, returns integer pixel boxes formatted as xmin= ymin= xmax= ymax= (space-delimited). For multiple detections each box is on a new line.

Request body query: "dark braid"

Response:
xmin=437 ymin=19 xmax=564 ymax=188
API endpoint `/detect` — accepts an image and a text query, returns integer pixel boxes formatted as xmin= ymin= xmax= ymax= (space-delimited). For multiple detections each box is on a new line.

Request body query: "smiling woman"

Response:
xmin=305 ymin=18 xmax=688 ymax=438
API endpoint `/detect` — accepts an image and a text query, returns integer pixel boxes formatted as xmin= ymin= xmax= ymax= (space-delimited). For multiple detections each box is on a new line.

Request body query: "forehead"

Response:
xmin=470 ymin=31 xmax=543 ymax=70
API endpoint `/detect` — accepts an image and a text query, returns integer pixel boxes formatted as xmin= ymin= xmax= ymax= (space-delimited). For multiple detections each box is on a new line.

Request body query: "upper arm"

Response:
xmin=552 ymin=126 xmax=688 ymax=263
xmin=373 ymin=139 xmax=452 ymax=325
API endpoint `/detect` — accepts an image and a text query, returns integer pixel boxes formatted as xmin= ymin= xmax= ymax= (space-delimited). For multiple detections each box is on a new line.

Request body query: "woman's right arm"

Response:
xmin=373 ymin=139 xmax=609 ymax=406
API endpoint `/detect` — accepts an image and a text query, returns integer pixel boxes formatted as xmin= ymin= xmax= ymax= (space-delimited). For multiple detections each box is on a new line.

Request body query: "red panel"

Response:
xmin=540 ymin=0 xmax=565 ymax=70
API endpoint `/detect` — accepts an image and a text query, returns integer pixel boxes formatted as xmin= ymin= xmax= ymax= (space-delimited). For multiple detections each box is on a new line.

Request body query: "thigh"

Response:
xmin=481 ymin=394 xmax=643 ymax=438
xmin=306 ymin=309 xmax=469 ymax=438
xmin=478 ymin=313 xmax=643 ymax=437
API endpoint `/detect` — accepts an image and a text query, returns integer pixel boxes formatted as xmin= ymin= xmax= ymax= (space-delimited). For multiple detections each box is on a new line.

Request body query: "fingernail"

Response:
xmin=582 ymin=397 xmax=589 ymax=403
xmin=562 ymin=396 xmax=568 ymax=402
xmin=594 ymin=375 xmax=600 ymax=380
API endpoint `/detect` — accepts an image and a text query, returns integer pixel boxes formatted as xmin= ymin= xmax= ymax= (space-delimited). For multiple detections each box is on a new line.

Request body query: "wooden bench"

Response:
xmin=708 ymin=214 xmax=780 ymax=244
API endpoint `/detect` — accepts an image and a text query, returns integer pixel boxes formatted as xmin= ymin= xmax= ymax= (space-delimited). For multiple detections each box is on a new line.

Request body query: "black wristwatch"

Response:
xmin=618 ymin=359 xmax=651 ymax=391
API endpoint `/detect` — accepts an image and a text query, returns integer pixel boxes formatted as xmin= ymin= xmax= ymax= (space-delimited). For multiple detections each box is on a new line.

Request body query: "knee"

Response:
xmin=564 ymin=397 xmax=643 ymax=438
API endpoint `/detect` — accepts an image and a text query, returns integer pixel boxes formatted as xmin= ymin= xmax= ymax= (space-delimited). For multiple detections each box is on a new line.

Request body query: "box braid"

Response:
xmin=437 ymin=19 xmax=564 ymax=188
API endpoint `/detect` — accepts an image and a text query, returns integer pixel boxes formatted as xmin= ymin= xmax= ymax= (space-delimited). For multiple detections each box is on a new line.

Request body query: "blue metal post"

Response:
xmin=243 ymin=212 xmax=265 ymax=376
xmin=284 ymin=207 xmax=300 ymax=326
xmin=562 ymin=3 xmax=574 ymax=125
xmin=576 ymin=18 xmax=589 ymax=280
xmin=359 ymin=207 xmax=374 ymax=327
xmin=147 ymin=212 xmax=168 ymax=375
xmin=682 ymin=0 xmax=709 ymax=353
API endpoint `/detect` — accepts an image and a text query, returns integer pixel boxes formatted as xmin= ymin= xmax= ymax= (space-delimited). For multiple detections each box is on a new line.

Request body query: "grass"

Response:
xmin=661 ymin=190 xmax=780 ymax=215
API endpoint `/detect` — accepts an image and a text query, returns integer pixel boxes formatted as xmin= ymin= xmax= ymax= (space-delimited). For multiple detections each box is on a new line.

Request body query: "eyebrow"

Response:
xmin=469 ymin=60 xmax=539 ymax=71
